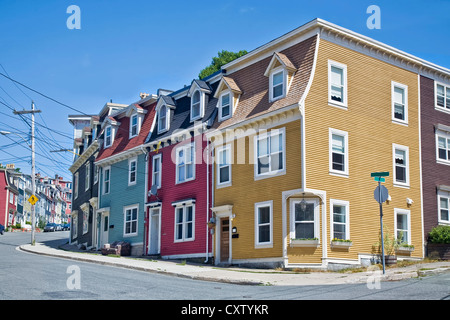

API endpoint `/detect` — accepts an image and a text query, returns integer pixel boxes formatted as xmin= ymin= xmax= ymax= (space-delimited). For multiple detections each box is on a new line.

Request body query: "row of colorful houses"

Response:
xmin=68 ymin=19 xmax=450 ymax=269
xmin=0 ymin=165 xmax=71 ymax=229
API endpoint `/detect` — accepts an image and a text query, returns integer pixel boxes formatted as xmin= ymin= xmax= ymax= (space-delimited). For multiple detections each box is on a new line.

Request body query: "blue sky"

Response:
xmin=0 ymin=0 xmax=449 ymax=180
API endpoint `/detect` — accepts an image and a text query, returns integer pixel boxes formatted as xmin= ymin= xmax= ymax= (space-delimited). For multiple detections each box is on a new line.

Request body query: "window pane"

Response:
xmin=332 ymin=153 xmax=344 ymax=171
xmin=273 ymin=71 xmax=283 ymax=86
xmin=257 ymin=137 xmax=268 ymax=156
xmin=394 ymin=103 xmax=404 ymax=120
xmin=393 ymin=86 xmax=404 ymax=104
xmin=295 ymin=223 xmax=314 ymax=239
xmin=273 ymin=84 xmax=283 ymax=98
xmin=333 ymin=205 xmax=346 ymax=223
xmin=397 ymin=214 xmax=407 ymax=230
xmin=176 ymin=208 xmax=183 ymax=223
xmin=331 ymin=66 xmax=343 ymax=85
xmin=332 ymin=134 xmax=344 ymax=153
xmin=219 ymin=166 xmax=229 ymax=183
xmin=333 ymin=224 xmax=346 ymax=240
xmin=295 ymin=203 xmax=314 ymax=221
xmin=222 ymin=104 xmax=230 ymax=117
xmin=258 ymin=156 xmax=270 ymax=174
xmin=259 ymin=225 xmax=270 ymax=243
xmin=258 ymin=206 xmax=270 ymax=224
xmin=270 ymin=133 xmax=282 ymax=152
xmin=447 ymin=87 xmax=450 ymax=109
xmin=221 ymin=94 xmax=230 ymax=107
xmin=186 ymin=163 xmax=193 ymax=179
xmin=437 ymin=85 xmax=445 ymax=107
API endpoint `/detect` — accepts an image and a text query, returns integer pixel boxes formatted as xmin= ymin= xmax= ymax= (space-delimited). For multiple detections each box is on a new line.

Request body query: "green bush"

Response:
xmin=428 ymin=225 xmax=450 ymax=244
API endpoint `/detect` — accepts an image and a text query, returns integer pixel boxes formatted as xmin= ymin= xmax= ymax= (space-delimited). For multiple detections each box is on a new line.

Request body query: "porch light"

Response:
xmin=300 ymin=192 xmax=307 ymax=211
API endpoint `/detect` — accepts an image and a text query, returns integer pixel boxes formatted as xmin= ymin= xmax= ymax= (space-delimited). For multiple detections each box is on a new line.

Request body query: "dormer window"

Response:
xmin=191 ymin=91 xmax=201 ymax=120
xmin=130 ymin=114 xmax=138 ymax=137
xmin=188 ymin=79 xmax=211 ymax=122
xmin=214 ymin=76 xmax=242 ymax=122
xmin=105 ymin=126 xmax=112 ymax=147
xmin=270 ymin=68 xmax=285 ymax=100
xmin=264 ymin=52 xmax=296 ymax=103
xmin=158 ymin=105 xmax=168 ymax=133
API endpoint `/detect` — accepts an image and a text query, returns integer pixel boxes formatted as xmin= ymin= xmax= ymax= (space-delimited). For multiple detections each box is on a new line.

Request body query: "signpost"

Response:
xmin=371 ymin=171 xmax=390 ymax=275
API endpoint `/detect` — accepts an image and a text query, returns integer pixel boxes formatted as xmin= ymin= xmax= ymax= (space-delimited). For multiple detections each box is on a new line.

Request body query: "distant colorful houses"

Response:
xmin=67 ymin=18 xmax=450 ymax=269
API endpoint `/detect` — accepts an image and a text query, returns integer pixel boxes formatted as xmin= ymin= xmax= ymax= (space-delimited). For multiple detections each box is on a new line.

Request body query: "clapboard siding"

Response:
xmin=304 ymin=39 xmax=423 ymax=259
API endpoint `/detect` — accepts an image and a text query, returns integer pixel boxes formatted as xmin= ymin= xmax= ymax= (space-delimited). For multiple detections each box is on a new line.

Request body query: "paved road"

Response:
xmin=1 ymin=231 xmax=449 ymax=302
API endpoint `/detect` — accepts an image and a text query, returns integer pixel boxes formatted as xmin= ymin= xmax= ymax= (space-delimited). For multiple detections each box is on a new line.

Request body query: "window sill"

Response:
xmin=254 ymin=170 xmax=286 ymax=181
xmin=435 ymin=106 xmax=450 ymax=115
xmin=255 ymin=243 xmax=273 ymax=249
xmin=391 ymin=119 xmax=408 ymax=127
xmin=329 ymin=171 xmax=349 ymax=178
xmin=436 ymin=159 xmax=450 ymax=167
xmin=328 ymin=101 xmax=348 ymax=110
xmin=396 ymin=246 xmax=414 ymax=254
xmin=216 ymin=181 xmax=232 ymax=189
xmin=393 ymin=182 xmax=410 ymax=189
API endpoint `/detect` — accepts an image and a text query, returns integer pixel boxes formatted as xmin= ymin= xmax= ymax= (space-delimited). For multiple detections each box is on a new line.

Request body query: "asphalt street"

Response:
xmin=1 ymin=231 xmax=449 ymax=302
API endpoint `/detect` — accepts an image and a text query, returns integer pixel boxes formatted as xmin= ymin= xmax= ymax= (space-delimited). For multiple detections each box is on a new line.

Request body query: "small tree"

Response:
xmin=198 ymin=50 xmax=248 ymax=79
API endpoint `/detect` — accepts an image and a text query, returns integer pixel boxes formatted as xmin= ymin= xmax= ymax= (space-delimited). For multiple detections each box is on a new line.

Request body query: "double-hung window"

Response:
xmin=152 ymin=154 xmax=162 ymax=189
xmin=176 ymin=142 xmax=195 ymax=183
xmin=395 ymin=208 xmax=411 ymax=245
xmin=438 ymin=190 xmax=450 ymax=224
xmin=436 ymin=82 xmax=450 ymax=111
xmin=124 ymin=205 xmax=138 ymax=236
xmin=130 ymin=114 xmax=138 ymax=137
xmin=393 ymin=144 xmax=409 ymax=187
xmin=191 ymin=91 xmax=201 ymax=120
xmin=255 ymin=201 xmax=273 ymax=248
xmin=128 ymin=158 xmax=137 ymax=186
xmin=219 ymin=92 xmax=231 ymax=120
xmin=74 ymin=172 xmax=79 ymax=199
xmin=291 ymin=199 xmax=319 ymax=240
xmin=436 ymin=130 xmax=450 ymax=164
xmin=175 ymin=204 xmax=194 ymax=242
xmin=217 ymin=144 xmax=231 ymax=187
xmin=85 ymin=163 xmax=90 ymax=191
xmin=329 ymin=128 xmax=349 ymax=176
xmin=254 ymin=128 xmax=286 ymax=179
xmin=330 ymin=199 xmax=350 ymax=241
xmin=103 ymin=166 xmax=111 ymax=195
xmin=392 ymin=82 xmax=408 ymax=124
xmin=158 ymin=105 xmax=167 ymax=133
xmin=105 ymin=126 xmax=112 ymax=147
xmin=328 ymin=60 xmax=347 ymax=108
xmin=270 ymin=68 xmax=285 ymax=101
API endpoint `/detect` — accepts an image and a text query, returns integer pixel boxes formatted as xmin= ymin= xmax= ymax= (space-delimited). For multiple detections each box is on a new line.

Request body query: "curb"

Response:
xmin=18 ymin=244 xmax=263 ymax=286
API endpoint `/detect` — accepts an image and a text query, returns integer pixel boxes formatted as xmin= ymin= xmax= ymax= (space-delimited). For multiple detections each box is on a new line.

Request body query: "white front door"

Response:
xmin=99 ymin=212 xmax=109 ymax=248
xmin=148 ymin=207 xmax=160 ymax=255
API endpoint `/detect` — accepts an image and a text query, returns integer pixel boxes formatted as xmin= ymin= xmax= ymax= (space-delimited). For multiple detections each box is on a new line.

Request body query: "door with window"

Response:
xmin=149 ymin=207 xmax=160 ymax=255
xmin=99 ymin=212 xmax=109 ymax=248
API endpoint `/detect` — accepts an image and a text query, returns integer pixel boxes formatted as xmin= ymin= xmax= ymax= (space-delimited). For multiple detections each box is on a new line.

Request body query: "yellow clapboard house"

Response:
xmin=207 ymin=18 xmax=440 ymax=269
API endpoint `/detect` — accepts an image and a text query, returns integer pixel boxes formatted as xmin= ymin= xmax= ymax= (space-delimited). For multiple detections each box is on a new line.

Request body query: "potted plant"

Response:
xmin=372 ymin=227 xmax=398 ymax=265
xmin=427 ymin=225 xmax=450 ymax=259
xmin=395 ymin=231 xmax=414 ymax=254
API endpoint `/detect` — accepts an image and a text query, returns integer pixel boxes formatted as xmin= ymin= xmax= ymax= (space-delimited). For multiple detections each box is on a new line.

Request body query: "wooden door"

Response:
xmin=220 ymin=218 xmax=229 ymax=262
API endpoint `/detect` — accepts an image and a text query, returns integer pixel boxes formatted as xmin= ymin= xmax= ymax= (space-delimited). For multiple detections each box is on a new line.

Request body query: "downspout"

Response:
xmin=141 ymin=146 xmax=149 ymax=256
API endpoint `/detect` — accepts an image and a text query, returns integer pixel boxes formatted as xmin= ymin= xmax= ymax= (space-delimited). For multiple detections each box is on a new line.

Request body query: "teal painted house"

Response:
xmin=95 ymin=96 xmax=157 ymax=255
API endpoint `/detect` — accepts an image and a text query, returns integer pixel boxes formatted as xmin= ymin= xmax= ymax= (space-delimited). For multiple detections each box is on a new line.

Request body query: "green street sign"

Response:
xmin=374 ymin=177 xmax=385 ymax=182
xmin=371 ymin=171 xmax=390 ymax=177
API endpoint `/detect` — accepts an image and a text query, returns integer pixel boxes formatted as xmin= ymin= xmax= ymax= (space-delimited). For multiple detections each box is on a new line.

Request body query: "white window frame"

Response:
xmin=152 ymin=154 xmax=162 ymax=189
xmin=393 ymin=144 xmax=410 ymax=187
xmin=328 ymin=60 xmax=348 ymax=109
xmin=190 ymin=90 xmax=203 ymax=122
xmin=391 ymin=81 xmax=408 ymax=125
xmin=123 ymin=204 xmax=139 ymax=237
xmin=269 ymin=66 xmax=286 ymax=102
xmin=174 ymin=203 xmax=195 ymax=242
xmin=254 ymin=127 xmax=286 ymax=180
xmin=85 ymin=163 xmax=90 ymax=191
xmin=435 ymin=81 xmax=450 ymax=113
xmin=330 ymin=199 xmax=350 ymax=241
xmin=176 ymin=142 xmax=195 ymax=184
xmin=436 ymin=129 xmax=450 ymax=166
xmin=254 ymin=200 xmax=273 ymax=248
xmin=437 ymin=189 xmax=450 ymax=225
xmin=128 ymin=157 xmax=137 ymax=186
xmin=74 ymin=172 xmax=79 ymax=199
xmin=394 ymin=208 xmax=411 ymax=245
xmin=218 ymin=90 xmax=232 ymax=121
xmin=290 ymin=198 xmax=320 ymax=241
xmin=217 ymin=144 xmax=232 ymax=188
xmin=104 ymin=126 xmax=112 ymax=148
xmin=129 ymin=113 xmax=139 ymax=138
xmin=102 ymin=166 xmax=111 ymax=195
xmin=329 ymin=128 xmax=349 ymax=177
xmin=158 ymin=105 xmax=169 ymax=134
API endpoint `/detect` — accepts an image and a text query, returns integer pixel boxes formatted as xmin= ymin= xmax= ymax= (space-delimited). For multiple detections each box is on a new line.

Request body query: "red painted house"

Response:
xmin=0 ymin=168 xmax=19 ymax=227
xmin=144 ymin=78 xmax=219 ymax=261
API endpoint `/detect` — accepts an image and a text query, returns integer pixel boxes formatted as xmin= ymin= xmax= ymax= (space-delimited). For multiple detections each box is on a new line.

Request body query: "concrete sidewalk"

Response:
xmin=19 ymin=242 xmax=450 ymax=286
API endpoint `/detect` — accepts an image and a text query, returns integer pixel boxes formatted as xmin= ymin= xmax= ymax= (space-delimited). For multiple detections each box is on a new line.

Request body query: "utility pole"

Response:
xmin=14 ymin=102 xmax=41 ymax=246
